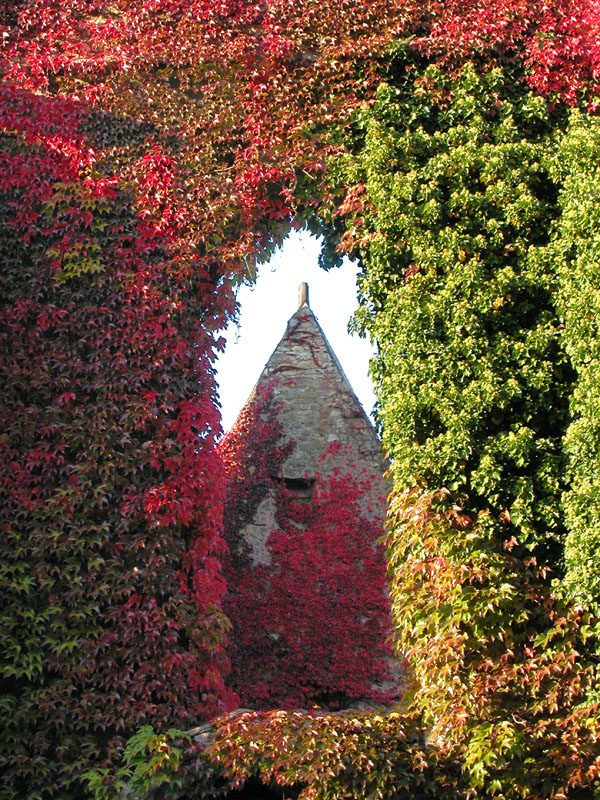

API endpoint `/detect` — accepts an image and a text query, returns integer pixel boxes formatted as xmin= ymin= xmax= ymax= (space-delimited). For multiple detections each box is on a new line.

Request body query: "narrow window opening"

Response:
xmin=272 ymin=476 xmax=315 ymax=500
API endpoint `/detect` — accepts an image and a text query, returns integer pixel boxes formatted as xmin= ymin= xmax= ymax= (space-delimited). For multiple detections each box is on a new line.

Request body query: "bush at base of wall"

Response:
xmin=85 ymin=709 xmax=464 ymax=800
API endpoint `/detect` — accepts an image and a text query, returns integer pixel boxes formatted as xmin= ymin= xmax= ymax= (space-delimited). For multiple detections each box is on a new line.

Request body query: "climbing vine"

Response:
xmin=386 ymin=487 xmax=600 ymax=799
xmin=3 ymin=0 xmax=600 ymax=797
xmin=219 ymin=390 xmax=394 ymax=710
xmin=0 ymin=2 xmax=408 ymax=795
xmin=551 ymin=111 xmax=600 ymax=623
xmin=86 ymin=710 xmax=464 ymax=800
xmin=331 ymin=23 xmax=600 ymax=800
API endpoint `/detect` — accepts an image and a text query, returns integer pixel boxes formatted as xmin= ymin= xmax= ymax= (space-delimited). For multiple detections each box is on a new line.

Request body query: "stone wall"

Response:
xmin=253 ymin=303 xmax=386 ymax=480
xmin=222 ymin=290 xmax=399 ymax=709
xmin=238 ymin=298 xmax=389 ymax=566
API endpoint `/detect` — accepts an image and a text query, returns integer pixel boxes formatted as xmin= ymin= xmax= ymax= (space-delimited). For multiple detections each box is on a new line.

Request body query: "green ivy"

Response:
xmin=330 ymin=54 xmax=600 ymax=798
xmin=551 ymin=111 xmax=600 ymax=619
xmin=342 ymin=58 xmax=571 ymax=563
xmin=84 ymin=726 xmax=194 ymax=800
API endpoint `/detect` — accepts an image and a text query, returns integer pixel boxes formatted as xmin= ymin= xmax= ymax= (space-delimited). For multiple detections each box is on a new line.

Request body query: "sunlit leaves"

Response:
xmin=551 ymin=111 xmax=600 ymax=620
xmin=3 ymin=0 xmax=600 ymax=796
xmin=346 ymin=62 xmax=568 ymax=559
xmin=331 ymin=43 xmax=600 ymax=800
xmin=385 ymin=488 xmax=600 ymax=799
xmin=87 ymin=711 xmax=464 ymax=800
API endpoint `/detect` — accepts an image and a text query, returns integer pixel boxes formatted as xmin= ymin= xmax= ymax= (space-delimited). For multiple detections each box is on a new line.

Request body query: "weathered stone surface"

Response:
xmin=245 ymin=301 xmax=387 ymax=482
xmin=237 ymin=293 xmax=389 ymax=566
xmin=244 ymin=493 xmax=276 ymax=566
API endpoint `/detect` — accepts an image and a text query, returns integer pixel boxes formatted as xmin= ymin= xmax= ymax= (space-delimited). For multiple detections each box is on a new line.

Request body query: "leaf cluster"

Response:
xmin=3 ymin=1 xmax=600 ymax=797
xmin=86 ymin=710 xmax=464 ymax=800
xmin=330 ymin=39 xmax=600 ymax=800
xmin=343 ymin=61 xmax=569 ymax=562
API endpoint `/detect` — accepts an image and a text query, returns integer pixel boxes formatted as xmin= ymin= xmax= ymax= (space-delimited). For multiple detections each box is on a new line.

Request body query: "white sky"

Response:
xmin=214 ymin=229 xmax=377 ymax=432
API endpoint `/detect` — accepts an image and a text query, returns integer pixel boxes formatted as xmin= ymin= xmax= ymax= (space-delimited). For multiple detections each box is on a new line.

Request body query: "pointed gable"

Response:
xmin=242 ymin=288 xmax=387 ymax=481
xmin=220 ymin=286 xmax=397 ymax=710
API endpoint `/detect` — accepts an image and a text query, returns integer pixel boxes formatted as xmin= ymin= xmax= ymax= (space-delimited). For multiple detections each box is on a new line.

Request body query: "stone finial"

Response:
xmin=298 ymin=282 xmax=309 ymax=309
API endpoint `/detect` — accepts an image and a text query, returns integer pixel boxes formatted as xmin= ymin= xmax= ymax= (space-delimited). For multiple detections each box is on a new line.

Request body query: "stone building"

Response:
xmin=237 ymin=282 xmax=389 ymax=566
xmin=221 ymin=283 xmax=394 ymax=709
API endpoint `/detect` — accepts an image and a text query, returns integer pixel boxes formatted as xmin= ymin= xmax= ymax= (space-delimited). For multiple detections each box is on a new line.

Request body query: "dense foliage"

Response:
xmin=0 ymin=84 xmax=235 ymax=797
xmin=86 ymin=711 xmax=463 ymax=800
xmin=386 ymin=488 xmax=599 ymax=798
xmin=0 ymin=1 xmax=408 ymax=796
xmin=219 ymin=391 xmax=393 ymax=709
xmin=3 ymin=0 xmax=600 ymax=797
xmin=551 ymin=112 xmax=600 ymax=619
xmin=333 ymin=22 xmax=600 ymax=800
xmin=347 ymin=59 xmax=569 ymax=564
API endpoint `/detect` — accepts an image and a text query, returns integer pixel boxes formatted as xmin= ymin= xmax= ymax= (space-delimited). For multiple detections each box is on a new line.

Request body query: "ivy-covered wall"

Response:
xmin=552 ymin=112 xmax=600 ymax=618
xmin=3 ymin=1 xmax=600 ymax=798
xmin=218 ymin=302 xmax=394 ymax=709
xmin=329 ymin=31 xmax=600 ymax=800
xmin=345 ymin=60 xmax=569 ymax=565
xmin=0 ymin=2 xmax=404 ymax=795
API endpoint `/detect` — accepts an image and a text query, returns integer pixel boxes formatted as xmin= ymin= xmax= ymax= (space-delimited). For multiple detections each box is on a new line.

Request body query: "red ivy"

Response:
xmin=219 ymin=392 xmax=394 ymax=710
xmin=411 ymin=0 xmax=600 ymax=106
xmin=2 ymin=1 xmax=600 ymax=796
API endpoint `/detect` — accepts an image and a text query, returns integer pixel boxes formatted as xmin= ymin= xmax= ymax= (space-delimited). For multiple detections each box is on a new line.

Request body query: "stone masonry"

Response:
xmin=236 ymin=283 xmax=389 ymax=565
